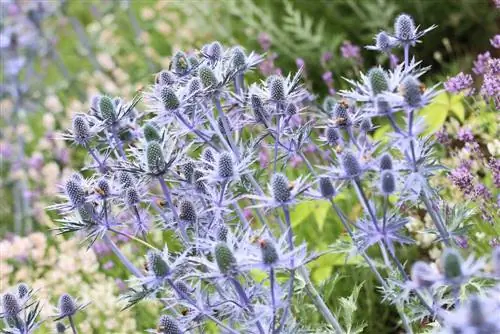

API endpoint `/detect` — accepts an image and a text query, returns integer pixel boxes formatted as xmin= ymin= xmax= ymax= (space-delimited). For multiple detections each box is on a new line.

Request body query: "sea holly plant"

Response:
xmin=2 ymin=12 xmax=499 ymax=334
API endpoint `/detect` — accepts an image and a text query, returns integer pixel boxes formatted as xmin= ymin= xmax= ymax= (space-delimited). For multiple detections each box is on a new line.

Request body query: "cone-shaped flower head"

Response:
xmin=147 ymin=251 xmax=169 ymax=278
xmin=380 ymin=170 xmax=396 ymax=195
xmin=158 ymin=315 xmax=182 ymax=334
xmin=146 ymin=141 xmax=166 ymax=174
xmin=375 ymin=96 xmax=391 ymax=114
xmin=323 ymin=96 xmax=336 ymax=114
xmin=58 ymin=293 xmax=76 ymax=317
xmin=118 ymin=171 xmax=135 ymax=189
xmin=375 ymin=31 xmax=392 ymax=52
xmin=368 ymin=67 xmax=389 ymax=95
xmin=333 ymin=101 xmax=350 ymax=127
xmin=319 ymin=177 xmax=335 ymax=198
xmin=259 ymin=239 xmax=279 ymax=265
xmin=96 ymin=178 xmax=110 ymax=197
xmin=380 ymin=153 xmax=393 ymax=170
xmin=360 ymin=118 xmax=372 ymax=132
xmin=268 ymin=76 xmax=286 ymax=102
xmin=65 ymin=178 xmax=86 ymax=207
xmin=99 ymin=96 xmax=116 ymax=123
xmin=143 ymin=122 xmax=162 ymax=142
xmin=172 ymin=51 xmax=189 ymax=75
xmin=72 ymin=115 xmax=91 ymax=145
xmin=198 ymin=65 xmax=218 ymax=88
xmin=341 ymin=150 xmax=361 ymax=177
xmin=326 ymin=127 xmax=340 ymax=146
xmin=217 ymin=152 xmax=234 ymax=179
xmin=182 ymin=160 xmax=195 ymax=183
xmin=17 ymin=283 xmax=29 ymax=299
xmin=231 ymin=46 xmax=246 ymax=70
xmin=217 ymin=224 xmax=228 ymax=242
xmin=178 ymin=200 xmax=197 ymax=224
xmin=56 ymin=322 xmax=66 ymax=333
xmin=156 ymin=70 xmax=175 ymax=86
xmin=160 ymin=86 xmax=180 ymax=111
xmin=442 ymin=248 xmax=463 ymax=280
xmin=188 ymin=77 xmax=201 ymax=94
xmin=395 ymin=14 xmax=416 ymax=43
xmin=126 ymin=188 xmax=140 ymax=206
xmin=215 ymin=242 xmax=237 ymax=274
xmin=271 ymin=173 xmax=291 ymax=203
xmin=209 ymin=41 xmax=223 ymax=61
xmin=401 ymin=76 xmax=422 ymax=108
xmin=2 ymin=293 xmax=20 ymax=318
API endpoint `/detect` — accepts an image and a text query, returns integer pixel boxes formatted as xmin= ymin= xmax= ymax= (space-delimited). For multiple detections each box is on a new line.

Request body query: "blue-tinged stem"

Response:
xmin=214 ymin=97 xmax=240 ymax=157
xmin=68 ymin=315 xmax=78 ymax=334
xmin=157 ymin=176 xmax=189 ymax=243
xmin=111 ymin=126 xmax=126 ymax=159
xmin=270 ymin=268 xmax=277 ymax=333
xmin=273 ymin=116 xmax=281 ymax=172
xmin=404 ymin=44 xmax=410 ymax=69
xmin=102 ymin=234 xmax=143 ymax=278
xmin=229 ymin=278 xmax=265 ymax=334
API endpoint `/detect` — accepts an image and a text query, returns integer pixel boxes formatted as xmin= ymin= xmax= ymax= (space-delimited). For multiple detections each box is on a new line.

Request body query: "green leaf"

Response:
xmin=290 ymin=201 xmax=314 ymax=227
xmin=419 ymin=92 xmax=449 ymax=134
xmin=313 ymin=200 xmax=331 ymax=231
xmin=449 ymin=93 xmax=465 ymax=122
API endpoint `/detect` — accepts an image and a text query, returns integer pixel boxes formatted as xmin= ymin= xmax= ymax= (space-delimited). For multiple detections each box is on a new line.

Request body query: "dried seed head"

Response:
xmin=394 ymin=14 xmax=415 ymax=42
xmin=158 ymin=315 xmax=182 ymax=334
xmin=156 ymin=70 xmax=175 ymax=86
xmin=375 ymin=31 xmax=392 ymax=51
xmin=269 ymin=76 xmax=286 ymax=101
xmin=442 ymin=248 xmax=463 ymax=280
xmin=99 ymin=96 xmax=116 ymax=123
xmin=401 ymin=76 xmax=422 ymax=108
xmin=160 ymin=86 xmax=180 ymax=111
xmin=126 ymin=188 xmax=140 ymax=206
xmin=178 ymin=200 xmax=197 ymax=223
xmin=172 ymin=51 xmax=189 ymax=75
xmin=217 ymin=152 xmax=234 ymax=179
xmin=341 ymin=151 xmax=361 ymax=177
xmin=231 ymin=46 xmax=246 ymax=70
xmin=323 ymin=96 xmax=336 ymax=114
xmin=209 ymin=41 xmax=223 ymax=61
xmin=147 ymin=251 xmax=169 ymax=278
xmin=143 ymin=122 xmax=162 ymax=142
xmin=271 ymin=173 xmax=291 ymax=203
xmin=17 ymin=283 xmax=29 ymax=299
xmin=410 ymin=261 xmax=436 ymax=288
xmin=326 ymin=127 xmax=340 ymax=146
xmin=97 ymin=178 xmax=110 ymax=197
xmin=188 ymin=77 xmax=202 ymax=94
xmin=72 ymin=115 xmax=91 ymax=145
xmin=2 ymin=293 xmax=20 ymax=318
xmin=215 ymin=242 xmax=236 ymax=274
xmin=198 ymin=65 xmax=218 ymax=88
xmin=182 ymin=160 xmax=195 ymax=183
xmin=259 ymin=239 xmax=279 ymax=265
xmin=65 ymin=178 xmax=86 ymax=207
xmin=380 ymin=170 xmax=396 ymax=195
xmin=146 ymin=141 xmax=166 ymax=174
xmin=319 ymin=177 xmax=335 ymax=198
xmin=368 ymin=67 xmax=389 ymax=95
xmin=375 ymin=96 xmax=391 ymax=114
xmin=56 ymin=322 xmax=66 ymax=333
xmin=217 ymin=224 xmax=228 ymax=242
xmin=380 ymin=153 xmax=393 ymax=170
xmin=58 ymin=293 xmax=76 ymax=317
xmin=118 ymin=171 xmax=135 ymax=189
xmin=333 ymin=102 xmax=350 ymax=127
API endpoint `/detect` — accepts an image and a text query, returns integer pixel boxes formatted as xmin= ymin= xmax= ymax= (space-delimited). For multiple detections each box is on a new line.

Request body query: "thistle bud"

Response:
xmin=118 ymin=171 xmax=135 ymax=189
xmin=368 ymin=67 xmax=389 ymax=95
xmin=410 ymin=261 xmax=436 ymax=288
xmin=172 ymin=51 xmax=189 ymax=75
xmin=72 ymin=115 xmax=91 ymax=145
xmin=56 ymin=322 xmax=66 ymax=333
xmin=198 ymin=65 xmax=218 ymax=88
xmin=375 ymin=96 xmax=391 ymax=114
xmin=271 ymin=173 xmax=291 ymax=203
xmin=319 ymin=177 xmax=335 ymax=198
xmin=394 ymin=14 xmax=415 ymax=43
xmin=442 ymin=248 xmax=463 ymax=280
xmin=401 ymin=76 xmax=422 ymax=108
xmin=215 ymin=242 xmax=236 ymax=274
xmin=209 ymin=41 xmax=223 ymax=61
xmin=333 ymin=102 xmax=350 ymax=128
xmin=99 ymin=96 xmax=116 ymax=123
xmin=380 ymin=170 xmax=396 ymax=195
xmin=2 ymin=293 xmax=20 ymax=318
xmin=341 ymin=151 xmax=361 ymax=177
xmin=17 ymin=283 xmax=29 ymax=299
xmin=326 ymin=127 xmax=340 ymax=146
xmin=323 ymin=96 xmax=336 ymax=114
xmin=188 ymin=77 xmax=201 ymax=94
xmin=231 ymin=46 xmax=246 ymax=70
xmin=178 ymin=200 xmax=197 ymax=223
xmin=158 ymin=315 xmax=182 ymax=334
xmin=217 ymin=224 xmax=228 ymax=242
xmin=156 ymin=70 xmax=175 ymax=86
xmin=147 ymin=251 xmax=169 ymax=278
xmin=182 ymin=160 xmax=195 ymax=183
xmin=160 ymin=86 xmax=180 ymax=111
xmin=65 ymin=178 xmax=86 ymax=207
xmin=143 ymin=123 xmax=161 ymax=143
xmin=375 ymin=31 xmax=392 ymax=52
xmin=260 ymin=239 xmax=279 ymax=265
xmin=126 ymin=188 xmax=140 ymax=206
xmin=58 ymin=293 xmax=76 ymax=317
xmin=146 ymin=142 xmax=166 ymax=174
xmin=217 ymin=152 xmax=234 ymax=179
xmin=380 ymin=153 xmax=393 ymax=170
xmin=268 ymin=76 xmax=286 ymax=101
xmin=97 ymin=178 xmax=110 ymax=197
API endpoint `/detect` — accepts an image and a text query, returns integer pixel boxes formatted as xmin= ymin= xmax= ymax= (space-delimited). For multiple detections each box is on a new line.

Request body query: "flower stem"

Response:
xmin=229 ymin=277 xmax=265 ymax=334
xmin=102 ymin=233 xmax=143 ymax=278
xmin=68 ymin=315 xmax=78 ymax=334
xmin=108 ymin=227 xmax=159 ymax=251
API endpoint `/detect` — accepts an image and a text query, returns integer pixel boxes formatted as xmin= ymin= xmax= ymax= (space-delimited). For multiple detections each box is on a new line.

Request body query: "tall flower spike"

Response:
xmin=143 ymin=122 xmax=162 ymax=142
xmin=72 ymin=115 xmax=91 ymax=146
xmin=146 ymin=141 xmax=166 ymax=174
xmin=160 ymin=86 xmax=180 ymax=111
xmin=271 ymin=173 xmax=291 ymax=203
xmin=217 ymin=152 xmax=234 ymax=179
xmin=198 ymin=65 xmax=218 ymax=88
xmin=260 ymin=239 xmax=279 ymax=265
xmin=319 ymin=177 xmax=335 ymax=198
xmin=157 ymin=315 xmax=182 ymax=334
xmin=368 ymin=67 xmax=389 ymax=95
xmin=215 ymin=242 xmax=237 ymax=274
xmin=2 ymin=293 xmax=20 ymax=318
xmin=401 ymin=76 xmax=422 ymax=108
xmin=341 ymin=151 xmax=361 ymax=177
xmin=58 ymin=293 xmax=77 ymax=317
xmin=99 ymin=96 xmax=117 ymax=123
xmin=442 ymin=248 xmax=463 ymax=280
xmin=65 ymin=178 xmax=86 ymax=207
xmin=394 ymin=14 xmax=415 ymax=43
xmin=147 ymin=251 xmax=169 ymax=278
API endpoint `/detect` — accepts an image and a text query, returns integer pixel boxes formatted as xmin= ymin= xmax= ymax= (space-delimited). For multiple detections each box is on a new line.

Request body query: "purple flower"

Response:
xmin=341 ymin=41 xmax=361 ymax=61
xmin=322 ymin=71 xmax=333 ymax=85
xmin=444 ymin=72 xmax=473 ymax=93
xmin=449 ymin=165 xmax=475 ymax=197
xmin=321 ymin=51 xmax=333 ymax=66
xmin=491 ymin=34 xmax=500 ymax=48
xmin=457 ymin=127 xmax=474 ymax=142
xmin=473 ymin=51 xmax=491 ymax=75
xmin=295 ymin=58 xmax=305 ymax=69
xmin=258 ymin=32 xmax=271 ymax=51
xmin=488 ymin=158 xmax=500 ymax=188
xmin=435 ymin=127 xmax=451 ymax=145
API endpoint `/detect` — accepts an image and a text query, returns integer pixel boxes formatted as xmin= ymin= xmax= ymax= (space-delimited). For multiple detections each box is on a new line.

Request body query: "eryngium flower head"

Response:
xmin=65 ymin=178 xmax=86 ymax=207
xmin=341 ymin=150 xmax=361 ymax=177
xmin=146 ymin=141 xmax=166 ymax=174
xmin=126 ymin=188 xmax=140 ymax=206
xmin=368 ymin=67 xmax=389 ymax=95
xmin=333 ymin=101 xmax=350 ymax=127
xmin=442 ymin=248 xmax=463 ymax=280
xmin=319 ymin=177 xmax=335 ymax=198
xmin=2 ymin=293 xmax=20 ymax=318
xmin=172 ymin=51 xmax=189 ymax=75
xmin=202 ymin=147 xmax=215 ymax=164
xmin=251 ymin=94 xmax=266 ymax=123
xmin=375 ymin=96 xmax=391 ymax=114
xmin=360 ymin=118 xmax=372 ymax=132
xmin=323 ymin=96 xmax=336 ymax=113
xmin=99 ymin=96 xmax=117 ymax=123
xmin=157 ymin=315 xmax=182 ymax=334
xmin=178 ymin=200 xmax=197 ymax=223
xmin=188 ymin=55 xmax=200 ymax=68
xmin=271 ymin=173 xmax=291 ymax=203
xmin=268 ymin=75 xmax=286 ymax=102
xmin=58 ymin=293 xmax=76 ymax=317
xmin=173 ymin=281 xmax=191 ymax=296
xmin=118 ymin=171 xmax=135 ymax=189
xmin=72 ymin=115 xmax=91 ymax=145
xmin=380 ymin=170 xmax=396 ymax=195
xmin=209 ymin=41 xmax=223 ymax=61
xmin=217 ymin=152 xmax=234 ymax=179
xmin=182 ymin=160 xmax=195 ymax=183
xmin=259 ymin=239 xmax=279 ymax=265
xmin=380 ymin=153 xmax=393 ymax=170
xmin=160 ymin=86 xmax=180 ymax=111
xmin=326 ymin=127 xmax=340 ymax=146
xmin=217 ymin=224 xmax=228 ymax=242
xmin=215 ymin=242 xmax=237 ymax=274
xmin=143 ymin=122 xmax=162 ymax=142
xmin=400 ymin=76 xmax=422 ymax=108
xmin=56 ymin=322 xmax=66 ymax=333
xmin=17 ymin=283 xmax=29 ymax=299
xmin=231 ymin=46 xmax=246 ymax=70
xmin=394 ymin=14 xmax=415 ymax=43
xmin=97 ymin=178 xmax=110 ymax=197
xmin=198 ymin=65 xmax=218 ymax=88
xmin=188 ymin=77 xmax=201 ymax=94
xmin=193 ymin=170 xmax=206 ymax=193
xmin=147 ymin=251 xmax=170 ymax=278
xmin=410 ymin=261 xmax=438 ymax=288
xmin=376 ymin=31 xmax=392 ymax=52
xmin=156 ymin=70 xmax=175 ymax=86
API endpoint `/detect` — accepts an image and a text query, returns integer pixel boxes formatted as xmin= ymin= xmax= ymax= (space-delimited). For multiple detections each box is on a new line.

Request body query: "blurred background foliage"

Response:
xmin=1 ymin=0 xmax=498 ymax=333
